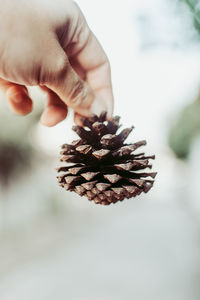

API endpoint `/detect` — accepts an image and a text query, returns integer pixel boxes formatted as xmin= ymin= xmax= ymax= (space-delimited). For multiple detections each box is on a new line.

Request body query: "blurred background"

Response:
xmin=1 ymin=0 xmax=200 ymax=299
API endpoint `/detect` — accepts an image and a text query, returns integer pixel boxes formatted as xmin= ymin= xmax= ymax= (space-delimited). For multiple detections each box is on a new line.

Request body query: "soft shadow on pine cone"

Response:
xmin=57 ymin=112 xmax=157 ymax=206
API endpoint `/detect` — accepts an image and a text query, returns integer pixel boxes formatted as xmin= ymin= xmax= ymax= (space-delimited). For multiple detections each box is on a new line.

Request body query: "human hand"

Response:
xmin=0 ymin=0 xmax=113 ymax=126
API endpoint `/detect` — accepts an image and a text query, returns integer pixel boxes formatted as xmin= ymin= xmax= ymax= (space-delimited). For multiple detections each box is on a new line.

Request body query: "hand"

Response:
xmin=0 ymin=0 xmax=113 ymax=126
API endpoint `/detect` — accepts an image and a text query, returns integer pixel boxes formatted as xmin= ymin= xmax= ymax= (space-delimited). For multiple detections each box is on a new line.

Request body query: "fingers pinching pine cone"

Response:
xmin=57 ymin=112 xmax=157 ymax=206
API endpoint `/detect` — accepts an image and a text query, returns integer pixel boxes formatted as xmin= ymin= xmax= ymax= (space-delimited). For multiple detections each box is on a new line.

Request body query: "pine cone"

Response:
xmin=57 ymin=112 xmax=157 ymax=206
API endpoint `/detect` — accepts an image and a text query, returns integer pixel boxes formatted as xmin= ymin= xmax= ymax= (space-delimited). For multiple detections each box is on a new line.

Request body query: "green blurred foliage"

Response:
xmin=168 ymin=93 xmax=200 ymax=159
xmin=181 ymin=0 xmax=200 ymax=32
xmin=168 ymin=0 xmax=200 ymax=159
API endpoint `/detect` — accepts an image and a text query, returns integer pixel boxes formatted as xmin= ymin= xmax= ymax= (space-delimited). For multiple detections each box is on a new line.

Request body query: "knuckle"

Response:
xmin=40 ymin=54 xmax=69 ymax=86
xmin=102 ymin=60 xmax=111 ymax=75
xmin=68 ymin=80 xmax=86 ymax=106
xmin=52 ymin=55 xmax=69 ymax=80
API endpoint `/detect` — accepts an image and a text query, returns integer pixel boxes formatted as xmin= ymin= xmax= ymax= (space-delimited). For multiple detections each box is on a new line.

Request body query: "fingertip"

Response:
xmin=40 ymin=105 xmax=68 ymax=127
xmin=8 ymin=95 xmax=33 ymax=115
xmin=94 ymin=89 xmax=114 ymax=119
xmin=89 ymin=95 xmax=114 ymax=119
xmin=74 ymin=112 xmax=84 ymax=126
xmin=6 ymin=85 xmax=33 ymax=115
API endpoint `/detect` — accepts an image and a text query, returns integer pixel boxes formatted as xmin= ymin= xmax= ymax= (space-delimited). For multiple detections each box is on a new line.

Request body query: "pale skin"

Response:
xmin=0 ymin=0 xmax=114 ymax=126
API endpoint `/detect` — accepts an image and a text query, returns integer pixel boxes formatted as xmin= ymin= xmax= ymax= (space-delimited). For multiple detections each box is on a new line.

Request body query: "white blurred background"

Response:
xmin=1 ymin=0 xmax=200 ymax=299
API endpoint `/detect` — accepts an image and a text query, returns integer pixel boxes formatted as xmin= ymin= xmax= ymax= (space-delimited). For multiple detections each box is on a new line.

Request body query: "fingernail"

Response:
xmin=90 ymin=98 xmax=107 ymax=116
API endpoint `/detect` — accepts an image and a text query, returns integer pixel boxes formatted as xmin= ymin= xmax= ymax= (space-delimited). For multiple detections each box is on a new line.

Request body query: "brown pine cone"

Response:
xmin=57 ymin=112 xmax=157 ymax=206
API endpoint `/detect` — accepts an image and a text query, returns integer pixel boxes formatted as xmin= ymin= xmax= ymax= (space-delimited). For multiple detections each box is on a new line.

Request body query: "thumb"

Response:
xmin=44 ymin=48 xmax=105 ymax=117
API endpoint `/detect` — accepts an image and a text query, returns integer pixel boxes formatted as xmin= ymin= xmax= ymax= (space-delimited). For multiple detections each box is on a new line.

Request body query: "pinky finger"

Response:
xmin=0 ymin=79 xmax=32 ymax=115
